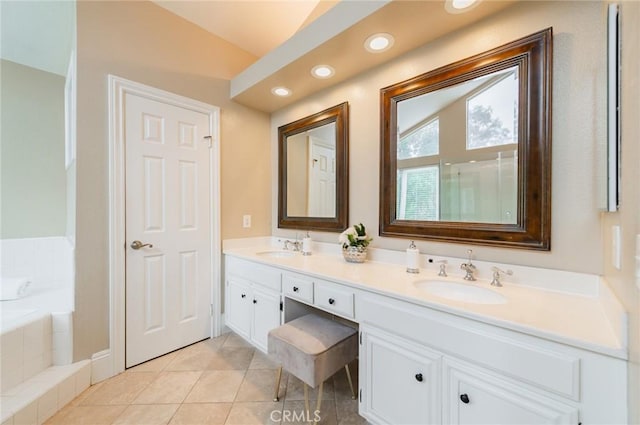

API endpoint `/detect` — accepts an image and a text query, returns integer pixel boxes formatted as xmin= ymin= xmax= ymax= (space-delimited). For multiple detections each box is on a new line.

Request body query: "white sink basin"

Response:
xmin=414 ymin=280 xmax=507 ymax=304
xmin=256 ymin=250 xmax=297 ymax=258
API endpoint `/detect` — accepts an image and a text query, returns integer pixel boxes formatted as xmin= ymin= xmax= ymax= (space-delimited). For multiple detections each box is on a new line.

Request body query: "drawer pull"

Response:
xmin=293 ymin=286 xmax=299 ymax=292
xmin=415 ymin=373 xmax=423 ymax=382
xmin=460 ymin=394 xmax=470 ymax=404
xmin=241 ymin=294 xmax=246 ymax=298
xmin=328 ymin=298 xmax=335 ymax=305
xmin=253 ymin=299 xmax=257 ymax=304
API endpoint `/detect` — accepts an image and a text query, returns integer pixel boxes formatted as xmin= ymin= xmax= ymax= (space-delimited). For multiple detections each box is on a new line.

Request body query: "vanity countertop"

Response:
xmin=223 ymin=245 xmax=627 ymax=360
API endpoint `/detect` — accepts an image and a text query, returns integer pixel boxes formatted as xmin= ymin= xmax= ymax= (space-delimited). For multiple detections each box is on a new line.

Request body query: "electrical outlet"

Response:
xmin=243 ymin=215 xmax=251 ymax=228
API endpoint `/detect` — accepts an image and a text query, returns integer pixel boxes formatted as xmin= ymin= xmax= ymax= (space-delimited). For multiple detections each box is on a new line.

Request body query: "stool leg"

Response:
xmin=273 ymin=366 xmax=282 ymax=402
xmin=303 ymin=383 xmax=310 ymax=419
xmin=313 ymin=381 xmax=324 ymax=424
xmin=345 ymin=364 xmax=356 ymax=400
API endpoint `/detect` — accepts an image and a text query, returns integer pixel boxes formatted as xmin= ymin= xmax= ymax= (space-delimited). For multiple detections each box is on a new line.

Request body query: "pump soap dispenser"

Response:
xmin=406 ymin=241 xmax=420 ymax=274
xmin=302 ymin=232 xmax=312 ymax=256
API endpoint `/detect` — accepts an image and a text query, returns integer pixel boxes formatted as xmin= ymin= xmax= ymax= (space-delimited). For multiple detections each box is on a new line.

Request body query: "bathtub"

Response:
xmin=0 ymin=237 xmax=87 ymax=424
xmin=0 ymin=285 xmax=74 ymax=333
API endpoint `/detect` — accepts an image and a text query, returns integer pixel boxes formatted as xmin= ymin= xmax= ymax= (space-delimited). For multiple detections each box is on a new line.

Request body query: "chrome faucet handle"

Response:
xmin=437 ymin=260 xmax=448 ymax=277
xmin=283 ymin=239 xmax=298 ymax=251
xmin=490 ymin=266 xmax=513 ymax=287
xmin=460 ymin=249 xmax=476 ymax=281
xmin=284 ymin=239 xmax=301 ymax=252
xmin=460 ymin=262 xmax=476 ymax=281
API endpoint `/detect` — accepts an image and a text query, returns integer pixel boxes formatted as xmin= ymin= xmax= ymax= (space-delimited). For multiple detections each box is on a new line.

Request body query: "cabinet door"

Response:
xmin=251 ymin=288 xmax=281 ymax=353
xmin=225 ymin=277 xmax=252 ymax=341
xmin=443 ymin=359 xmax=578 ymax=425
xmin=360 ymin=326 xmax=441 ymax=425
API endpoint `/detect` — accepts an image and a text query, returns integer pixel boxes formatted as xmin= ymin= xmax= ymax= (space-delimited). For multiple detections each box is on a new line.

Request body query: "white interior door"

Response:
xmin=124 ymin=92 xmax=212 ymax=368
xmin=307 ymin=137 xmax=336 ymax=217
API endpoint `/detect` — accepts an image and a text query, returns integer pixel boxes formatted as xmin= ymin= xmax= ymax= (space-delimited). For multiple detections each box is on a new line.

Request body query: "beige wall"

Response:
xmin=1 ymin=60 xmax=67 ymax=239
xmin=75 ymin=1 xmax=271 ymax=360
xmin=272 ymin=1 xmax=607 ymax=274
xmin=602 ymin=2 xmax=640 ymax=422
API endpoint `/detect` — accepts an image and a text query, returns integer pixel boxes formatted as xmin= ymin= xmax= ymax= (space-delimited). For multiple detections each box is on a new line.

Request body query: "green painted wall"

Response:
xmin=1 ymin=59 xmax=67 ymax=238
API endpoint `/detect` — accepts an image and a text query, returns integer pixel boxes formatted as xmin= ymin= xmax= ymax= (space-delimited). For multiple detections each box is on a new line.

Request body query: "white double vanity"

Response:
xmin=223 ymin=238 xmax=627 ymax=425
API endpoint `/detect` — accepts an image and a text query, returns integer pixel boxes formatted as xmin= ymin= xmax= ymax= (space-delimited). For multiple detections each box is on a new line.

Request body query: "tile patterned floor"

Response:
xmin=44 ymin=332 xmax=366 ymax=425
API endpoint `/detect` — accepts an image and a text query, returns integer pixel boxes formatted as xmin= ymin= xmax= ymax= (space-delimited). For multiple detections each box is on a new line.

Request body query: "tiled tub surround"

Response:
xmin=0 ymin=312 xmax=90 ymax=424
xmin=223 ymin=237 xmax=628 ymax=424
xmin=0 ymin=237 xmax=75 ymax=333
xmin=0 ymin=237 xmax=79 ymax=422
xmin=0 ymin=237 xmax=74 ymax=292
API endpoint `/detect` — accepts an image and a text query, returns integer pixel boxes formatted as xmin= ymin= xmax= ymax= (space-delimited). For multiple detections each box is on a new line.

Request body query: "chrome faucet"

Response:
xmin=460 ymin=249 xmax=476 ymax=281
xmin=283 ymin=238 xmax=301 ymax=252
xmin=490 ymin=266 xmax=513 ymax=287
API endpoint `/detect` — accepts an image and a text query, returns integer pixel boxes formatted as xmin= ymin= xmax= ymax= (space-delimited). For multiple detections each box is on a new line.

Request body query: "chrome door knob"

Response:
xmin=131 ymin=240 xmax=153 ymax=250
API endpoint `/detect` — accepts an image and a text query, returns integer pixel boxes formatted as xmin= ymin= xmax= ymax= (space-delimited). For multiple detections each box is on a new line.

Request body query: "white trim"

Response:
xmin=90 ymin=349 xmax=112 ymax=384
xmin=606 ymin=3 xmax=621 ymax=212
xmin=64 ymin=50 xmax=76 ymax=169
xmin=107 ymin=75 xmax=221 ymax=379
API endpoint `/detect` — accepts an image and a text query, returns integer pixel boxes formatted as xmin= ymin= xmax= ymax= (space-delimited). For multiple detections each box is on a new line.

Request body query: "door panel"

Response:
xmin=125 ymin=92 xmax=212 ymax=367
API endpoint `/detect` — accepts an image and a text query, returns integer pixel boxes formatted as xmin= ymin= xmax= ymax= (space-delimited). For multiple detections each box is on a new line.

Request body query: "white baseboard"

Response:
xmin=91 ymin=349 xmax=115 ymax=384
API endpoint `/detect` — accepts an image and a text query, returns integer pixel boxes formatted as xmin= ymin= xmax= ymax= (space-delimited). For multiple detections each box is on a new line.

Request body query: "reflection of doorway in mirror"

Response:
xmin=308 ymin=137 xmax=336 ymax=217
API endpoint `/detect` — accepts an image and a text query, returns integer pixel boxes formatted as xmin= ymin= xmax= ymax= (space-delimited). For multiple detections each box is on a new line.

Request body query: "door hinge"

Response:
xmin=359 ymin=332 xmax=362 ymax=345
xmin=279 ymin=301 xmax=283 ymax=312
xmin=359 ymin=389 xmax=362 ymax=402
xmin=203 ymin=135 xmax=213 ymax=148
xmin=209 ymin=304 xmax=213 ymax=317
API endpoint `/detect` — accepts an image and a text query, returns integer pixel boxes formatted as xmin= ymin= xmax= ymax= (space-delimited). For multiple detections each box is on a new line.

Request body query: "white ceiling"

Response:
xmin=152 ymin=0 xmax=329 ymax=58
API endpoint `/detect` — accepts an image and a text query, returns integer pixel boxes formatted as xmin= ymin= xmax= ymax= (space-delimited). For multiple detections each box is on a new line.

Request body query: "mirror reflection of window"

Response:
xmin=397 ymin=165 xmax=439 ymax=220
xmin=398 ymin=117 xmax=439 ymax=160
xmin=466 ymin=69 xmax=519 ymax=150
xmin=394 ymin=66 xmax=519 ymax=224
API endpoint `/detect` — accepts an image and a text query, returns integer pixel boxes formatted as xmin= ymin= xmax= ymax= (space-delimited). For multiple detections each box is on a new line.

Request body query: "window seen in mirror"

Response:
xmin=466 ymin=71 xmax=518 ymax=150
xmin=397 ymin=165 xmax=440 ymax=220
xmin=397 ymin=117 xmax=439 ymax=160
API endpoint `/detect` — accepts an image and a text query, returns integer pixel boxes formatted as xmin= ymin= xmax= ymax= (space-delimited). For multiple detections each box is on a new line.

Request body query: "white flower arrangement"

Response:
xmin=339 ymin=223 xmax=373 ymax=250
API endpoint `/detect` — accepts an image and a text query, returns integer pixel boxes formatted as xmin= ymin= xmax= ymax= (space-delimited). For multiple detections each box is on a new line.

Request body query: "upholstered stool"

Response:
xmin=268 ymin=314 xmax=358 ymax=419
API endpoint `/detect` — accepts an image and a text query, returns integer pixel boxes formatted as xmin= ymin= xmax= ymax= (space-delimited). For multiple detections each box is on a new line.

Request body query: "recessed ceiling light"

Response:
xmin=311 ymin=65 xmax=335 ymax=79
xmin=271 ymin=86 xmax=291 ymax=97
xmin=445 ymin=0 xmax=480 ymax=14
xmin=364 ymin=33 xmax=394 ymax=53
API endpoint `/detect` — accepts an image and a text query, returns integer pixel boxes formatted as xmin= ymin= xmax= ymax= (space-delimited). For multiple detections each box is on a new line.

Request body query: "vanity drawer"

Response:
xmin=225 ymin=256 xmax=281 ymax=292
xmin=282 ymin=273 xmax=314 ymax=304
xmin=314 ymin=280 xmax=354 ymax=318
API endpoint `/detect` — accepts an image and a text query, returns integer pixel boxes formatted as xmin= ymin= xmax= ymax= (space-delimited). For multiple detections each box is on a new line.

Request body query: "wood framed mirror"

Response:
xmin=380 ymin=28 xmax=552 ymax=250
xmin=278 ymin=102 xmax=349 ymax=232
